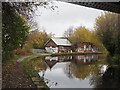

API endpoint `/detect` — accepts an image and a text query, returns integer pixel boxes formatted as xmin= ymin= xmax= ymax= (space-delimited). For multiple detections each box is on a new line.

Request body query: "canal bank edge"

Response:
xmin=19 ymin=55 xmax=49 ymax=89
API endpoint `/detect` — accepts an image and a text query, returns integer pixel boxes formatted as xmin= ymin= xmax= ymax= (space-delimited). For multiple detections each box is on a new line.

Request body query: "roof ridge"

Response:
xmin=51 ymin=38 xmax=72 ymax=46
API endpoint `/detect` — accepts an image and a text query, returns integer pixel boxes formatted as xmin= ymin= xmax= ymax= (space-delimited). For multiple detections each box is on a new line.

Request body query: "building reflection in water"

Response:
xmin=73 ymin=55 xmax=99 ymax=65
xmin=45 ymin=55 xmax=99 ymax=67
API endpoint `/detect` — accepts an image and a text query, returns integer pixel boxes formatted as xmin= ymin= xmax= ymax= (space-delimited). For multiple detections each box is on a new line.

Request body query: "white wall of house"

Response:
xmin=45 ymin=47 xmax=58 ymax=53
xmin=76 ymin=44 xmax=97 ymax=52
xmin=84 ymin=45 xmax=86 ymax=50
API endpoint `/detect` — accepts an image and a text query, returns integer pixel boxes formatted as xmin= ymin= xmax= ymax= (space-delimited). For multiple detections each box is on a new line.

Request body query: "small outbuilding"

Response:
xmin=73 ymin=42 xmax=98 ymax=53
xmin=44 ymin=38 xmax=72 ymax=53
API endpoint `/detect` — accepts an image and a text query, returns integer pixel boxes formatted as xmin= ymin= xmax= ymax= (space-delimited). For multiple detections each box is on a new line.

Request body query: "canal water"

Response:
xmin=28 ymin=54 xmax=120 ymax=88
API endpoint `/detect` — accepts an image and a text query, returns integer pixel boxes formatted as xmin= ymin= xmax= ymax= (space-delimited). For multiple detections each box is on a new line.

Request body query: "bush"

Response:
xmin=108 ymin=54 xmax=120 ymax=66
xmin=13 ymin=48 xmax=32 ymax=56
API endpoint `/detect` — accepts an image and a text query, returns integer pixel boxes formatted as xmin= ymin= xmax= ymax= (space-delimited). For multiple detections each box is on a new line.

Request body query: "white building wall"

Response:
xmin=45 ymin=47 xmax=58 ymax=53
xmin=84 ymin=45 xmax=86 ymax=50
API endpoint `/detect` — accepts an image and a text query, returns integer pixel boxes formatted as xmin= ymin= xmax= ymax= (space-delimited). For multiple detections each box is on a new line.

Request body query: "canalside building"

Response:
xmin=73 ymin=42 xmax=98 ymax=53
xmin=44 ymin=38 xmax=98 ymax=53
xmin=44 ymin=38 xmax=72 ymax=53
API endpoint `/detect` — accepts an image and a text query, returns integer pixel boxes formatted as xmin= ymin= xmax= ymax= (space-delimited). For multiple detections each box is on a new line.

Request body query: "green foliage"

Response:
xmin=95 ymin=12 xmax=120 ymax=56
xmin=107 ymin=54 xmax=120 ymax=66
xmin=2 ymin=3 xmax=30 ymax=61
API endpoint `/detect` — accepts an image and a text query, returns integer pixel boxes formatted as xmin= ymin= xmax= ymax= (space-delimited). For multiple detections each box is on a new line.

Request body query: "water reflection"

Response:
xmin=37 ymin=55 xmax=108 ymax=88
xmin=73 ymin=55 xmax=99 ymax=64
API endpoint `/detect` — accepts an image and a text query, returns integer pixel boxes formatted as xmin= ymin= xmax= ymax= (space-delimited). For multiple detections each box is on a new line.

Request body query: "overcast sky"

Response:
xmin=34 ymin=1 xmax=104 ymax=37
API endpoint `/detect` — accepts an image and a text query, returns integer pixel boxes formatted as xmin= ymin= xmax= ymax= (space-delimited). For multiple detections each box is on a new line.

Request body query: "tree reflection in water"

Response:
xmin=64 ymin=55 xmax=101 ymax=80
xmin=25 ymin=57 xmax=47 ymax=72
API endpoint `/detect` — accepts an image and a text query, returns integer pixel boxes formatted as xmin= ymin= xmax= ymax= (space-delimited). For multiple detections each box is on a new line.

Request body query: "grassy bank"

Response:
xmin=21 ymin=56 xmax=49 ymax=88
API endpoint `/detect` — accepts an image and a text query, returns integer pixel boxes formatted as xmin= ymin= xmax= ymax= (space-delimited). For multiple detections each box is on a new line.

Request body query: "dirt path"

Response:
xmin=2 ymin=60 xmax=37 ymax=88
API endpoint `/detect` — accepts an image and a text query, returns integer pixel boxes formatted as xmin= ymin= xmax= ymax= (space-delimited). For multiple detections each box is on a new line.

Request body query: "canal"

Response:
xmin=26 ymin=54 xmax=120 ymax=88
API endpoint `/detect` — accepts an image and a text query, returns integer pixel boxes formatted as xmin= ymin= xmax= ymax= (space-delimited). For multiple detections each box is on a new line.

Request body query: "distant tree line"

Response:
xmin=25 ymin=30 xmax=54 ymax=49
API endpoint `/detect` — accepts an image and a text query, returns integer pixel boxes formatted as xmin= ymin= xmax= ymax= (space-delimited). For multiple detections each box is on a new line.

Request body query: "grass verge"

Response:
xmin=21 ymin=56 xmax=49 ymax=88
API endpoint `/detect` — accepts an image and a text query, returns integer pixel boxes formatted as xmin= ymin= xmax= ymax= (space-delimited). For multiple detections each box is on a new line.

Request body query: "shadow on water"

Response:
xmin=93 ymin=66 xmax=120 ymax=89
xmin=26 ymin=54 xmax=120 ymax=88
xmin=93 ymin=55 xmax=120 ymax=89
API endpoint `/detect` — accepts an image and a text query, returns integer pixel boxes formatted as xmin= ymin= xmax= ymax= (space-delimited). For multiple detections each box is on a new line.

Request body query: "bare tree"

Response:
xmin=63 ymin=26 xmax=74 ymax=37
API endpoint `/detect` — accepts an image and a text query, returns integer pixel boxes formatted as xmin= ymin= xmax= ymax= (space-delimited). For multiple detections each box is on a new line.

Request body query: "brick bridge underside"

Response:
xmin=70 ymin=2 xmax=120 ymax=14
xmin=58 ymin=1 xmax=120 ymax=14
